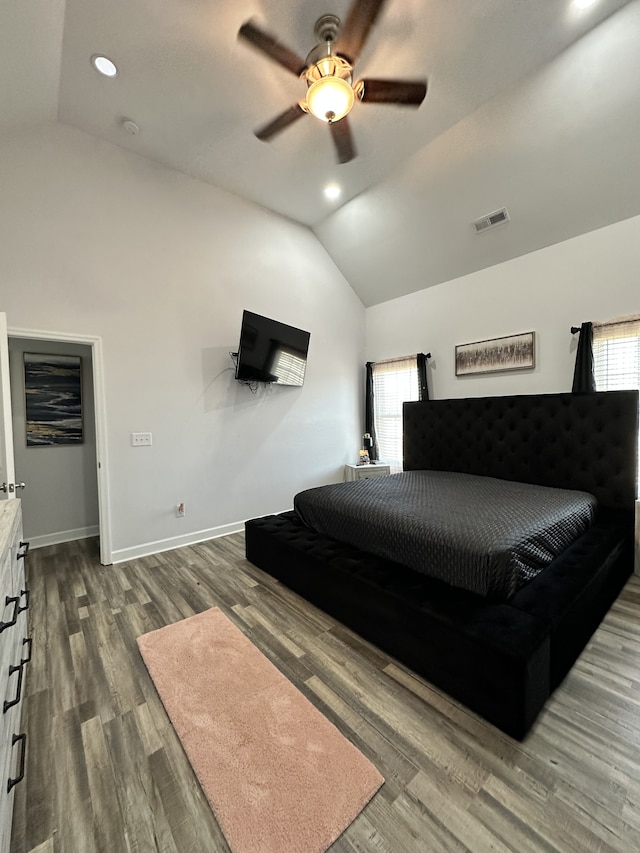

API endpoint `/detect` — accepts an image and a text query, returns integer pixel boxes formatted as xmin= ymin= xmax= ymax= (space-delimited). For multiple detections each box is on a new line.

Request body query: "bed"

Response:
xmin=245 ymin=391 xmax=639 ymax=739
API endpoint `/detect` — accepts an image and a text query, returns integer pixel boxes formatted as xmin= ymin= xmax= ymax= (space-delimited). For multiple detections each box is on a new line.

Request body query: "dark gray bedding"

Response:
xmin=293 ymin=471 xmax=597 ymax=599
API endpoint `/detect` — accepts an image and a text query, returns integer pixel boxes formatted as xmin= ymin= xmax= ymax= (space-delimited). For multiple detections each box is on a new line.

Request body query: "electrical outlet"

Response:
xmin=131 ymin=432 xmax=152 ymax=447
xmin=176 ymin=502 xmax=185 ymax=517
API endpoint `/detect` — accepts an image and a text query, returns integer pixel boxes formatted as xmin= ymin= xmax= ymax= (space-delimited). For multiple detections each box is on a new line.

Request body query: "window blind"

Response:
xmin=372 ymin=356 xmax=420 ymax=471
xmin=593 ymin=315 xmax=640 ymax=492
xmin=593 ymin=316 xmax=640 ymax=391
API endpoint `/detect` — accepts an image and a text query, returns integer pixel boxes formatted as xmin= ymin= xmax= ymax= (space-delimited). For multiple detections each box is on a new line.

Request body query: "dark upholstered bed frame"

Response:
xmin=245 ymin=391 xmax=639 ymax=739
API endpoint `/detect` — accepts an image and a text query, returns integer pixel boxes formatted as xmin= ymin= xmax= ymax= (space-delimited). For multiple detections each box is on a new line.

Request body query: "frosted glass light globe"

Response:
xmin=306 ymin=76 xmax=355 ymax=123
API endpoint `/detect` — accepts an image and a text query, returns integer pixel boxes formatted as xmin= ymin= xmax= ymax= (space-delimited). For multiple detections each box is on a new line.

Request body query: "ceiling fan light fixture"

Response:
xmin=306 ymin=76 xmax=355 ymax=123
xmin=238 ymin=4 xmax=428 ymax=163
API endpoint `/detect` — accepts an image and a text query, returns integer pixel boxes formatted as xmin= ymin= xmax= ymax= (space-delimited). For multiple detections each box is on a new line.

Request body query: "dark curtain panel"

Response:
xmin=571 ymin=322 xmax=596 ymax=393
xmin=365 ymin=362 xmax=378 ymax=461
xmin=417 ymin=353 xmax=429 ymax=401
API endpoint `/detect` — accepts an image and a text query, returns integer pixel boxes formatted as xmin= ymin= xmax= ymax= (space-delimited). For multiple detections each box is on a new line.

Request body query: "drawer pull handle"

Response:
xmin=21 ymin=637 xmax=32 ymax=665
xmin=17 ymin=541 xmax=30 ymax=560
xmin=7 ymin=733 xmax=27 ymax=793
xmin=18 ymin=588 xmax=29 ymax=613
xmin=0 ymin=595 xmax=20 ymax=633
xmin=3 ymin=662 xmax=24 ymax=713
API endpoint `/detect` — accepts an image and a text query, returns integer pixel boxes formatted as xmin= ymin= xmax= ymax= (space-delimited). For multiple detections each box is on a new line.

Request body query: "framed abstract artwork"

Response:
xmin=455 ymin=332 xmax=535 ymax=376
xmin=24 ymin=353 xmax=83 ymax=446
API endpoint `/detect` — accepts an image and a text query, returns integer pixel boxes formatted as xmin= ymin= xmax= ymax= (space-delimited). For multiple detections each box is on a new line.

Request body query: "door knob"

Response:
xmin=0 ymin=482 xmax=26 ymax=493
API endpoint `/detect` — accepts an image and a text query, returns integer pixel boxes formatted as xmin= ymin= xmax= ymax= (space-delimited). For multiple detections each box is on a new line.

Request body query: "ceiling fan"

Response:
xmin=238 ymin=0 xmax=427 ymax=164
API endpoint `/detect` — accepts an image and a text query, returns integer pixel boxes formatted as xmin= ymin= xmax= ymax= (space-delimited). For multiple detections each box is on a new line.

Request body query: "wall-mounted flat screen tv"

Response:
xmin=235 ymin=310 xmax=311 ymax=386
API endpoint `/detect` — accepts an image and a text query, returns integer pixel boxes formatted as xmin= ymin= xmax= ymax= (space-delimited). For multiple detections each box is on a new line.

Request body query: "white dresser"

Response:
xmin=0 ymin=500 xmax=29 ymax=853
xmin=344 ymin=462 xmax=392 ymax=481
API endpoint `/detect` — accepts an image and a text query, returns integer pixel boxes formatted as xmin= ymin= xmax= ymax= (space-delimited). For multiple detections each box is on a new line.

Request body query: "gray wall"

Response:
xmin=9 ymin=337 xmax=99 ymax=545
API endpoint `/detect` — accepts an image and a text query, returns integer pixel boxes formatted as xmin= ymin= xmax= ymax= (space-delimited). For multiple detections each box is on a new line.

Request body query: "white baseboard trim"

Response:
xmin=28 ymin=525 xmax=100 ymax=550
xmin=110 ymin=519 xmax=247 ymax=565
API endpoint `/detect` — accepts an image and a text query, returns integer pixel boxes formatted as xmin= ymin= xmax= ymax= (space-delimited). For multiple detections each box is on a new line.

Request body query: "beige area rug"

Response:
xmin=137 ymin=607 xmax=384 ymax=853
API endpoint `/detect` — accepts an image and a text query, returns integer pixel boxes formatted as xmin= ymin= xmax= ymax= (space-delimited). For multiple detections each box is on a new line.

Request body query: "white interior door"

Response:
xmin=0 ymin=312 xmax=17 ymax=499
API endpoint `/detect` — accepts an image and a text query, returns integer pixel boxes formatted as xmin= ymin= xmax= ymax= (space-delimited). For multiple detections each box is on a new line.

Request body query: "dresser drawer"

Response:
xmin=0 ymin=503 xmax=22 ymax=589
xmin=0 ymin=739 xmax=12 ymax=853
xmin=0 ymin=501 xmax=28 ymax=853
xmin=0 ymin=729 xmax=26 ymax=853
xmin=0 ymin=548 xmax=11 ymax=611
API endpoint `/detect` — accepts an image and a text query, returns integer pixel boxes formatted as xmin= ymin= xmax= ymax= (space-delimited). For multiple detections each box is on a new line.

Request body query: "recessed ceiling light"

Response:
xmin=92 ymin=55 xmax=118 ymax=77
xmin=324 ymin=184 xmax=341 ymax=201
xmin=572 ymin=0 xmax=596 ymax=9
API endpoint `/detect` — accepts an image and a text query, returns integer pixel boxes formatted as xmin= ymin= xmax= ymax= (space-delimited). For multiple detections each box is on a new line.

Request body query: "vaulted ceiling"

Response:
xmin=1 ymin=0 xmax=638 ymax=305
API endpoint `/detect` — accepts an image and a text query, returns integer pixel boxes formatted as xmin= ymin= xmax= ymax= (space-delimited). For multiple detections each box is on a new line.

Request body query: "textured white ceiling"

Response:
xmin=1 ymin=0 xmax=638 ymax=305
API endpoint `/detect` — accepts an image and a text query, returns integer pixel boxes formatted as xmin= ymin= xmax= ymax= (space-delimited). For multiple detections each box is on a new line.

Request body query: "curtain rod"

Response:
xmin=572 ymin=316 xmax=640 ymax=334
xmin=372 ymin=353 xmax=431 ymax=365
xmin=594 ymin=316 xmax=640 ymax=328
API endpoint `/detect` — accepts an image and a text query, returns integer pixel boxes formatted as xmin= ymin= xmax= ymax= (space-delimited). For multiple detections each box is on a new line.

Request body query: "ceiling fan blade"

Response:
xmin=337 ymin=0 xmax=388 ymax=65
xmin=329 ymin=116 xmax=357 ymax=164
xmin=358 ymin=78 xmax=427 ymax=106
xmin=255 ymin=104 xmax=307 ymax=141
xmin=238 ymin=20 xmax=307 ymax=76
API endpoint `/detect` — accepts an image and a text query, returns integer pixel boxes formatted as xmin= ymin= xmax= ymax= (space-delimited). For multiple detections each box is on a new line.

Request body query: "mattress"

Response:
xmin=293 ymin=471 xmax=597 ymax=599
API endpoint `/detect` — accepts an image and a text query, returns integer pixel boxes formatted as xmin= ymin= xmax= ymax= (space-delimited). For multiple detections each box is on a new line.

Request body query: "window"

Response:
xmin=593 ymin=315 xmax=640 ymax=490
xmin=593 ymin=317 xmax=640 ymax=391
xmin=372 ymin=356 xmax=421 ymax=472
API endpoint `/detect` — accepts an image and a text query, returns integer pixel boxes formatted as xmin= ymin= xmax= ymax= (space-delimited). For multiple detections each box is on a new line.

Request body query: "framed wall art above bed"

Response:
xmin=455 ymin=331 xmax=535 ymax=376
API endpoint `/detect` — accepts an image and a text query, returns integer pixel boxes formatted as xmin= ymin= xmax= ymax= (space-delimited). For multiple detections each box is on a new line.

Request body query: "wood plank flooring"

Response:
xmin=9 ymin=534 xmax=640 ymax=852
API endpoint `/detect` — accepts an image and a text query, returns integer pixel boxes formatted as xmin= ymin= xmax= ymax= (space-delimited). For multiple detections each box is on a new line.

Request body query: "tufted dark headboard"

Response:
xmin=403 ymin=391 xmax=638 ymax=511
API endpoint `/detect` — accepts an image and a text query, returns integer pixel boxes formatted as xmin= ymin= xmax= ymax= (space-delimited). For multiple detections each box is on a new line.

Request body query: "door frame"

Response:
xmin=8 ymin=325 xmax=112 ymax=565
xmin=0 ymin=313 xmax=16 ymax=494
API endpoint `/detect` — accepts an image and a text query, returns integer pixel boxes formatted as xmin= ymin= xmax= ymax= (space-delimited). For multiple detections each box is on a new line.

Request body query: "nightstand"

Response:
xmin=344 ymin=462 xmax=392 ymax=481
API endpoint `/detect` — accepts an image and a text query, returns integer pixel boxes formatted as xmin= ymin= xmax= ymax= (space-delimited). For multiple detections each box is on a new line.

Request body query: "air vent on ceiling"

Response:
xmin=472 ymin=207 xmax=510 ymax=234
